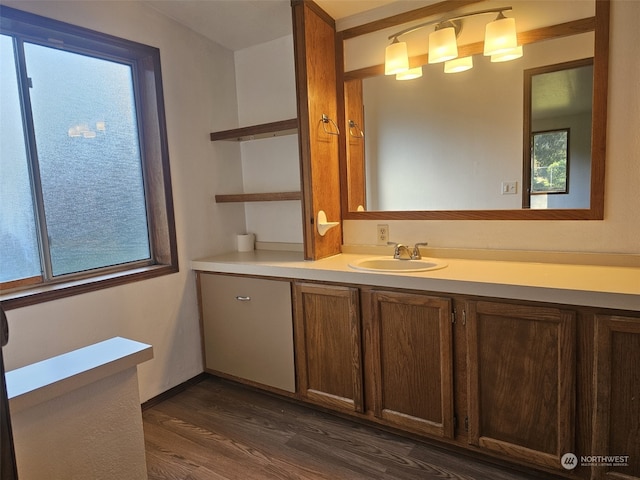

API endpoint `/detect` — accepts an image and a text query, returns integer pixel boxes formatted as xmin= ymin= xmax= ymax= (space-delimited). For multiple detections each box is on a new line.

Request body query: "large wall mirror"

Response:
xmin=338 ymin=0 xmax=609 ymax=220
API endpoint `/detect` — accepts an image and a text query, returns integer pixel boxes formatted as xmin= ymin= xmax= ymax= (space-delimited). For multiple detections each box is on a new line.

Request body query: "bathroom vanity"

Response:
xmin=193 ymin=249 xmax=639 ymax=479
xmin=193 ymin=1 xmax=640 ymax=477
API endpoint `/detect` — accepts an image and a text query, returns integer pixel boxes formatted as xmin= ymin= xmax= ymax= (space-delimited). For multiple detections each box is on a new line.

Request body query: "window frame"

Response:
xmin=0 ymin=6 xmax=178 ymax=310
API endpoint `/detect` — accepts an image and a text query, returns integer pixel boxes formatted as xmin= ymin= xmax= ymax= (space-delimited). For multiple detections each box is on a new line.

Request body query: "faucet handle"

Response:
xmin=412 ymin=242 xmax=429 ymax=259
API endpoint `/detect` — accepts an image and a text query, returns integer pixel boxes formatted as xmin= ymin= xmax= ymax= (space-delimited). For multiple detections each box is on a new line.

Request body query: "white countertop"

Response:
xmin=191 ymin=250 xmax=640 ymax=311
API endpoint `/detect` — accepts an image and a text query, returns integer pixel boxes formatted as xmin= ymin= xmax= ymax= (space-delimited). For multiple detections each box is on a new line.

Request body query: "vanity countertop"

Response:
xmin=191 ymin=250 xmax=640 ymax=311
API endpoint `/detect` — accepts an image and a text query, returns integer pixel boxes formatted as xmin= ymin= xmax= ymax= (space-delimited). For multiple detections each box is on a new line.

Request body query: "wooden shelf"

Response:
xmin=215 ymin=192 xmax=302 ymax=203
xmin=210 ymin=119 xmax=298 ymax=142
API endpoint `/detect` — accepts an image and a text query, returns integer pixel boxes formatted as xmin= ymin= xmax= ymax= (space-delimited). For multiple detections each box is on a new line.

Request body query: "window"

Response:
xmin=530 ymin=129 xmax=569 ymax=194
xmin=0 ymin=7 xmax=177 ymax=308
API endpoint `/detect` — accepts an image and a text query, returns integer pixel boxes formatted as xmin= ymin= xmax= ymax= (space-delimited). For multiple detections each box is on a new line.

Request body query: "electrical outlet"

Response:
xmin=377 ymin=224 xmax=389 ymax=245
xmin=501 ymin=181 xmax=517 ymax=195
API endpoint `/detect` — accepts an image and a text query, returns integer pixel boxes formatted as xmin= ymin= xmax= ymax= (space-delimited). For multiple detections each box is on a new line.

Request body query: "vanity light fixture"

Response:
xmin=383 ymin=6 xmax=520 ymax=79
xmin=396 ymin=66 xmax=423 ymax=80
xmin=444 ymin=56 xmax=473 ymax=73
xmin=428 ymin=24 xmax=458 ymax=64
xmin=490 ymin=45 xmax=523 ymax=62
xmin=385 ymin=38 xmax=409 ymax=75
xmin=484 ymin=12 xmax=518 ymax=56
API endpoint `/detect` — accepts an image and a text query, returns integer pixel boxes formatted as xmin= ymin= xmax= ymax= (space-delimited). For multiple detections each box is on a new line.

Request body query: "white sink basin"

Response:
xmin=348 ymin=257 xmax=447 ymax=273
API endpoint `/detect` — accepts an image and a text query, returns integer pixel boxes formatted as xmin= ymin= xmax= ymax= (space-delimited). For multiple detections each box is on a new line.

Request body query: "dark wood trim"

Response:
xmin=0 ymin=276 xmax=42 ymax=291
xmin=1 ymin=306 xmax=18 ymax=480
xmin=590 ymin=0 xmax=609 ymax=220
xmin=340 ymin=0 xmax=484 ymax=40
xmin=141 ymin=372 xmax=209 ymax=411
xmin=292 ymin=0 xmax=315 ymax=260
xmin=214 ymin=191 xmax=302 ymax=203
xmin=342 ymin=208 xmax=604 ymax=221
xmin=291 ymin=0 xmax=335 ymax=29
xmin=209 ymin=118 xmax=298 ymax=141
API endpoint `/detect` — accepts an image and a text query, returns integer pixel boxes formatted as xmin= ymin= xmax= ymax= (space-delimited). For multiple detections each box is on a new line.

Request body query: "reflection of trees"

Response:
xmin=532 ymin=130 xmax=568 ymax=192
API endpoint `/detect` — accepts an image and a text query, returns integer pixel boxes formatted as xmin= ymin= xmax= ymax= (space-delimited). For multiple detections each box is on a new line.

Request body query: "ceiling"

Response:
xmin=143 ymin=0 xmax=398 ymax=51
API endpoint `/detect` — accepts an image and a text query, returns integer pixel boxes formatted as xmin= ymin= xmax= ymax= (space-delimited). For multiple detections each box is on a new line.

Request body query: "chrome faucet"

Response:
xmin=389 ymin=242 xmax=428 ymax=260
xmin=389 ymin=242 xmax=413 ymax=260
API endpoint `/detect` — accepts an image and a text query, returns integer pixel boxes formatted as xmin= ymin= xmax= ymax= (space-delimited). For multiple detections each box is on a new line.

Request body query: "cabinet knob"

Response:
xmin=235 ymin=295 xmax=251 ymax=301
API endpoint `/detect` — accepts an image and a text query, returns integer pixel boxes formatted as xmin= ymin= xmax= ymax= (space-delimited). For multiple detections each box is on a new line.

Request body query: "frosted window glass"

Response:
xmin=0 ymin=35 xmax=41 ymax=283
xmin=24 ymin=43 xmax=150 ymax=276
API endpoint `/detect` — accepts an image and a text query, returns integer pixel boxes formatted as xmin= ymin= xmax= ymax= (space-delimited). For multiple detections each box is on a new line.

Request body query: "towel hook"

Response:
xmin=320 ymin=114 xmax=340 ymax=136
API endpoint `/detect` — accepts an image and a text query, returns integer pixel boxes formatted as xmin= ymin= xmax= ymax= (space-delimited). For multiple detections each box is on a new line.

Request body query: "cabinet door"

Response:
xmin=199 ymin=273 xmax=295 ymax=393
xmin=466 ymin=301 xmax=575 ymax=470
xmin=370 ymin=291 xmax=454 ymax=439
xmin=592 ymin=314 xmax=640 ymax=480
xmin=293 ymin=282 xmax=363 ymax=413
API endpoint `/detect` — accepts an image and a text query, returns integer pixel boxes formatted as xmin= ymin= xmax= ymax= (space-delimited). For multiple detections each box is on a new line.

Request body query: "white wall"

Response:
xmin=344 ymin=0 xmax=640 ymax=255
xmin=2 ymin=0 xmax=246 ymax=401
xmin=12 ymin=368 xmax=148 ymax=479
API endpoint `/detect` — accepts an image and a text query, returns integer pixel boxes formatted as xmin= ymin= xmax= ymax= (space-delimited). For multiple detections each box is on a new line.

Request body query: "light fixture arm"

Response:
xmin=387 ymin=6 xmax=513 ymax=41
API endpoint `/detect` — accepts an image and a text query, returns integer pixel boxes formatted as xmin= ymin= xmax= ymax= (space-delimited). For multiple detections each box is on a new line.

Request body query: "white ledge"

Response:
xmin=6 ymin=337 xmax=153 ymax=413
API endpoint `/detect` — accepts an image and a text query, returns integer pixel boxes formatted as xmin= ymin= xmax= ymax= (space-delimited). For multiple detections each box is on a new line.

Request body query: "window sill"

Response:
xmin=0 ymin=263 xmax=178 ymax=310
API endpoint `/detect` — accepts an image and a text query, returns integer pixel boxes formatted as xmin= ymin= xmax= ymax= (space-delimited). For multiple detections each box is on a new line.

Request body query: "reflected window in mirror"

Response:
xmin=531 ymin=129 xmax=570 ymax=195
xmin=523 ymin=59 xmax=593 ymax=210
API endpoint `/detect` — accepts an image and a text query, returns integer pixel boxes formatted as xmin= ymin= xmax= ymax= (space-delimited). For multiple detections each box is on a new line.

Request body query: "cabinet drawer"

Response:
xmin=199 ymin=274 xmax=295 ymax=392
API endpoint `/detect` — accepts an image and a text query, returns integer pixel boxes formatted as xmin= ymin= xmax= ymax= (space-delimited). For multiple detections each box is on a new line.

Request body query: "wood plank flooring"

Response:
xmin=143 ymin=376 xmax=549 ymax=480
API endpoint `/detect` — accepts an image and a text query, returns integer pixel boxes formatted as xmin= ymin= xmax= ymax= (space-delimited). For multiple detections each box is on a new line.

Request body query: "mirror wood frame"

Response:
xmin=337 ymin=0 xmax=609 ymax=221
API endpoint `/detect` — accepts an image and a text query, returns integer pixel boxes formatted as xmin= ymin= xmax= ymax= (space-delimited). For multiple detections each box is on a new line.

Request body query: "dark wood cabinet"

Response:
xmin=592 ymin=314 xmax=640 ymax=480
xmin=369 ymin=290 xmax=454 ymax=439
xmin=293 ymin=282 xmax=364 ymax=413
xmin=199 ymin=270 xmax=639 ymax=479
xmin=466 ymin=300 xmax=576 ymax=470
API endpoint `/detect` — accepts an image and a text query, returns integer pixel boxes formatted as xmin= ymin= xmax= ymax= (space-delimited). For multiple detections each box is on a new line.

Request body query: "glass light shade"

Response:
xmin=484 ymin=16 xmax=518 ymax=56
xmin=385 ymin=41 xmax=409 ymax=75
xmin=444 ymin=56 xmax=473 ymax=73
xmin=491 ymin=45 xmax=523 ymax=62
xmin=428 ymin=27 xmax=458 ymax=64
xmin=396 ymin=66 xmax=423 ymax=80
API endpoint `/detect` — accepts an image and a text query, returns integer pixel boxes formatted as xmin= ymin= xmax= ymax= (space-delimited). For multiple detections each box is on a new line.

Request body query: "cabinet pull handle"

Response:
xmin=235 ymin=295 xmax=251 ymax=301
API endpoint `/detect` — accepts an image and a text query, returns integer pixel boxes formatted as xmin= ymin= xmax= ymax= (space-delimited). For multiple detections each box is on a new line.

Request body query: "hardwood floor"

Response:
xmin=143 ymin=376 xmax=547 ymax=480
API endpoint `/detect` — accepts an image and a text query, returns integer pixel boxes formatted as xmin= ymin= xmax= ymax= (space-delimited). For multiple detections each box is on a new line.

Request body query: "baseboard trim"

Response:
xmin=141 ymin=372 xmax=209 ymax=411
